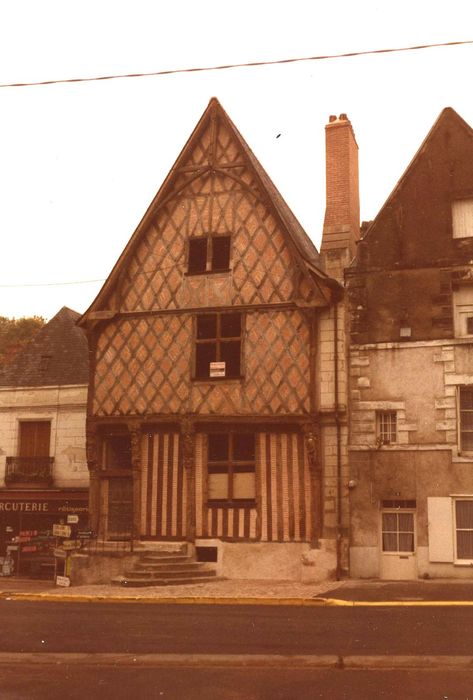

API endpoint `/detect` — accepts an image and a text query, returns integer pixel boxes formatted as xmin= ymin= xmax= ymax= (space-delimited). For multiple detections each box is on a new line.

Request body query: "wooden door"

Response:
xmin=108 ymin=477 xmax=133 ymax=540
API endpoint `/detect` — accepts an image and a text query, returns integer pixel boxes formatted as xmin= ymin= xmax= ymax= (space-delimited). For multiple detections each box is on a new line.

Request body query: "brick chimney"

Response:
xmin=320 ymin=114 xmax=360 ymax=281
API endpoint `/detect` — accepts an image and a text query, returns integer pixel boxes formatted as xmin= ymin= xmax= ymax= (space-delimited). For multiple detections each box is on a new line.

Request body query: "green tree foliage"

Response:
xmin=0 ymin=316 xmax=46 ymax=366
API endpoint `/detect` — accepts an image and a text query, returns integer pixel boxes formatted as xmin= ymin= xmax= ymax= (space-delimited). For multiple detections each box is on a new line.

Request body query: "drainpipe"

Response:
xmin=334 ymin=302 xmax=343 ymax=580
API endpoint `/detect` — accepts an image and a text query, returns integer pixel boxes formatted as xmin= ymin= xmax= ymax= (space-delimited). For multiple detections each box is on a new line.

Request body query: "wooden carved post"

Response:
xmin=85 ymin=422 xmax=100 ymax=535
xmin=303 ymin=425 xmax=322 ymax=546
xmin=181 ymin=418 xmax=196 ymax=544
xmin=128 ymin=421 xmax=142 ymax=551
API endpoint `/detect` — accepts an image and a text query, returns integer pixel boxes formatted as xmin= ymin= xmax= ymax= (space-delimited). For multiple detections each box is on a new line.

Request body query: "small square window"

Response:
xmin=188 ymin=235 xmax=231 ymax=274
xmin=376 ymin=411 xmax=397 ymax=445
xmin=453 ymin=287 xmax=473 ymax=337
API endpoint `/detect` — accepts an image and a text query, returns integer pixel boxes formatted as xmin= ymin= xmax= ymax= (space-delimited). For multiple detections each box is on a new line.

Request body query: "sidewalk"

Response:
xmin=1 ymin=576 xmax=473 ymax=604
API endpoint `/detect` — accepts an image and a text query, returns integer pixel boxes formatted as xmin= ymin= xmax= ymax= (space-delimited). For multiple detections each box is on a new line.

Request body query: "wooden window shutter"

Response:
xmin=427 ymin=497 xmax=454 ymax=562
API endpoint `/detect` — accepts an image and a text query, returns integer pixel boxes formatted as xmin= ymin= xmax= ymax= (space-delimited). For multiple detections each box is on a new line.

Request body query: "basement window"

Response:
xmin=194 ymin=312 xmax=242 ymax=379
xmin=376 ymin=411 xmax=397 ymax=445
xmin=187 ymin=235 xmax=231 ymax=274
xmin=207 ymin=432 xmax=256 ymax=506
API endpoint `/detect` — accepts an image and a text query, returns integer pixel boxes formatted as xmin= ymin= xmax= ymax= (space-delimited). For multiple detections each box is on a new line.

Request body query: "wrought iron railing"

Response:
xmin=5 ymin=456 xmax=54 ymax=484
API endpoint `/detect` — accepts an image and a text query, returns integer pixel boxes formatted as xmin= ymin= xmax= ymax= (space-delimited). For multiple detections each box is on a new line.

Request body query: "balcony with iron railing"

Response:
xmin=5 ymin=457 xmax=54 ymax=486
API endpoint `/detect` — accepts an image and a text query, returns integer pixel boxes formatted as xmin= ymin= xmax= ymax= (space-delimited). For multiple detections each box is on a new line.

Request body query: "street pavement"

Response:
xmin=1 ymin=575 xmax=473 ymax=604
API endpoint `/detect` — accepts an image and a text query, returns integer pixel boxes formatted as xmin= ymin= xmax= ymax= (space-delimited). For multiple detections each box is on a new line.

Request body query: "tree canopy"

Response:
xmin=0 ymin=316 xmax=46 ymax=366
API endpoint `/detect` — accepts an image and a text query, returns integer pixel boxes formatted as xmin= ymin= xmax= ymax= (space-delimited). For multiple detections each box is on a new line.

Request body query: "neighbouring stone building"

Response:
xmin=79 ymin=98 xmax=350 ymax=582
xmin=0 ymin=307 xmax=89 ymax=575
xmin=346 ymin=108 xmax=473 ymax=579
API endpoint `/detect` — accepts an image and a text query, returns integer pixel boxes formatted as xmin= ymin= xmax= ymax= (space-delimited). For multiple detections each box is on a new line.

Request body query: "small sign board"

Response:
xmin=210 ymin=361 xmax=226 ymax=378
xmin=56 ymin=575 xmax=71 ymax=587
xmin=61 ymin=540 xmax=82 ymax=551
xmin=78 ymin=530 xmax=95 ymax=540
xmin=52 ymin=524 xmax=71 ymax=538
xmin=67 ymin=514 xmax=79 ymax=524
xmin=53 ymin=548 xmax=67 ymax=559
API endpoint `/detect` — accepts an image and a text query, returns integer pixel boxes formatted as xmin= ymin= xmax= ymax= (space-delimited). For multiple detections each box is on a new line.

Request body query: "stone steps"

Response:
xmin=111 ymin=546 xmax=219 ymax=587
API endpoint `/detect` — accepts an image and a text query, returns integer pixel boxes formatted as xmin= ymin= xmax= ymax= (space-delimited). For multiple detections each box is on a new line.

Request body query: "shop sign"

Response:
xmin=0 ymin=499 xmax=88 ymax=515
xmin=67 ymin=514 xmax=79 ymax=524
xmin=53 ymin=548 xmax=67 ymax=559
xmin=56 ymin=575 xmax=70 ymax=587
xmin=52 ymin=524 xmax=71 ymax=538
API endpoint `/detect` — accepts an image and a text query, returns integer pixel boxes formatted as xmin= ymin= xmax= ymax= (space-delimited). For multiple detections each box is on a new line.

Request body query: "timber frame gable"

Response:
xmin=80 ymin=97 xmax=338 ymax=324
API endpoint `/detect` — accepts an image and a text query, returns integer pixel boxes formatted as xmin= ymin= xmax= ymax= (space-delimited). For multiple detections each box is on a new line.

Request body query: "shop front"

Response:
xmin=0 ymin=490 xmax=89 ymax=578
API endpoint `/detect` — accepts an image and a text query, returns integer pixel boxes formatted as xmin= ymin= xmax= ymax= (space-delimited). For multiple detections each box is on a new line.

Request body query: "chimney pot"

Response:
xmin=339 ymin=113 xmax=348 ymax=121
xmin=329 ymin=115 xmax=337 ymax=123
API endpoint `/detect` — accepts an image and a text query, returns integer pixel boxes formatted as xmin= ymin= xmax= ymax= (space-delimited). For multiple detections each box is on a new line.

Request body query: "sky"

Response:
xmin=1 ymin=0 xmax=472 ymax=320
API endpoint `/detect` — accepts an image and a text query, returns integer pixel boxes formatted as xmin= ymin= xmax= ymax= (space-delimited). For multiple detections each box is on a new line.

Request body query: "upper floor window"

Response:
xmin=195 ymin=312 xmax=242 ymax=380
xmin=459 ymin=387 xmax=473 ymax=453
xmin=188 ymin=235 xmax=231 ymax=274
xmin=207 ymin=432 xmax=256 ymax=506
xmin=452 ymin=198 xmax=473 ymax=239
xmin=18 ymin=421 xmax=51 ymax=457
xmin=453 ymin=286 xmax=473 ymax=337
xmin=376 ymin=410 xmax=397 ymax=445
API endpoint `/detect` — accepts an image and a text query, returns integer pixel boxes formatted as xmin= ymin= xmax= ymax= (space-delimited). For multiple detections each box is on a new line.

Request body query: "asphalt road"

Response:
xmin=1 ymin=666 xmax=473 ymax=700
xmin=2 ymin=601 xmax=473 ymax=699
xmin=0 ymin=600 xmax=472 ymax=656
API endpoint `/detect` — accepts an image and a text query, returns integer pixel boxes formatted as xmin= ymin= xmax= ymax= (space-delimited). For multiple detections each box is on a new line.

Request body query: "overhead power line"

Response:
xmin=0 ymin=39 xmax=472 ymax=89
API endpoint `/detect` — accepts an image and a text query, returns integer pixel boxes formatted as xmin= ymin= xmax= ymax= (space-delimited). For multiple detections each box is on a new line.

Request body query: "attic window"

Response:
xmin=188 ymin=235 xmax=231 ymax=274
xmin=452 ymin=198 xmax=473 ymax=238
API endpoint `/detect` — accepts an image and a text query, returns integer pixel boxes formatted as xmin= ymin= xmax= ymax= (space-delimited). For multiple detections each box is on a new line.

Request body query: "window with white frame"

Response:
xmin=453 ymin=286 xmax=473 ymax=337
xmin=455 ymin=499 xmax=473 ymax=560
xmin=381 ymin=508 xmax=415 ymax=553
xmin=459 ymin=387 xmax=473 ymax=453
xmin=376 ymin=410 xmax=397 ymax=445
xmin=452 ymin=198 xmax=473 ymax=238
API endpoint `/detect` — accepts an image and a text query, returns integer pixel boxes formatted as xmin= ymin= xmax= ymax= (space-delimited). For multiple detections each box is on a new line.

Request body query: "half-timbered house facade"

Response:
xmin=79 ymin=98 xmax=344 ymax=580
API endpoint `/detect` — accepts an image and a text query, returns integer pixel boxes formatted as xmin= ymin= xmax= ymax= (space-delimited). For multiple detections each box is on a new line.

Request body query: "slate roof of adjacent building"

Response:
xmin=0 ymin=307 xmax=89 ymax=387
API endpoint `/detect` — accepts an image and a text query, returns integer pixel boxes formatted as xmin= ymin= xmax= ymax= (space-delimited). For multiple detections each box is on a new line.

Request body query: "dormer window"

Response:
xmin=452 ymin=198 xmax=473 ymax=238
xmin=188 ymin=235 xmax=231 ymax=274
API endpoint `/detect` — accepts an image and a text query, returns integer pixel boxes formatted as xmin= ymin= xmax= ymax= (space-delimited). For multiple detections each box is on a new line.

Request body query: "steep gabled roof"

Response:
xmin=80 ymin=97 xmax=337 ymax=323
xmin=0 ymin=307 xmax=89 ymax=387
xmin=359 ymin=107 xmax=473 ymax=246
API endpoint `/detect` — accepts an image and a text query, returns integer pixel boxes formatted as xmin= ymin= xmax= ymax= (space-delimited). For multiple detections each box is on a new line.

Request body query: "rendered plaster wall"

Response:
xmin=197 ymin=539 xmax=337 ymax=582
xmin=0 ymin=385 xmax=89 ymax=488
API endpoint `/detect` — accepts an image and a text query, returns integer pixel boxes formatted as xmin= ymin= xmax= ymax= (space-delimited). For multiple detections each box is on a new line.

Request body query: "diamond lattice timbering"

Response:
xmin=112 ymin=115 xmax=297 ymax=312
xmin=93 ymin=309 xmax=311 ymax=417
xmin=243 ymin=310 xmax=311 ymax=414
xmin=93 ymin=316 xmax=192 ymax=416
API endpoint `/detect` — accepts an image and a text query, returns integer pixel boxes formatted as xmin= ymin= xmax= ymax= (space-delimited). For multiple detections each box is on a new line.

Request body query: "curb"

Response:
xmin=1 ymin=591 xmax=473 ymax=606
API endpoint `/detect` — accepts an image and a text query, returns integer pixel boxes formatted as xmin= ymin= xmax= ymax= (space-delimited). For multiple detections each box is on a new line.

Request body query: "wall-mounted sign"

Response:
xmin=210 ymin=361 xmax=226 ymax=378
xmin=53 ymin=548 xmax=67 ymax=559
xmin=61 ymin=540 xmax=81 ymax=551
xmin=67 ymin=514 xmax=79 ymax=524
xmin=52 ymin=524 xmax=71 ymax=538
xmin=56 ymin=575 xmax=70 ymax=587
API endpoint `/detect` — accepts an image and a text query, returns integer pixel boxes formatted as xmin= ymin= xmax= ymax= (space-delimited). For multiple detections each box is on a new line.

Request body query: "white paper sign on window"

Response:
xmin=210 ymin=361 xmax=226 ymax=377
